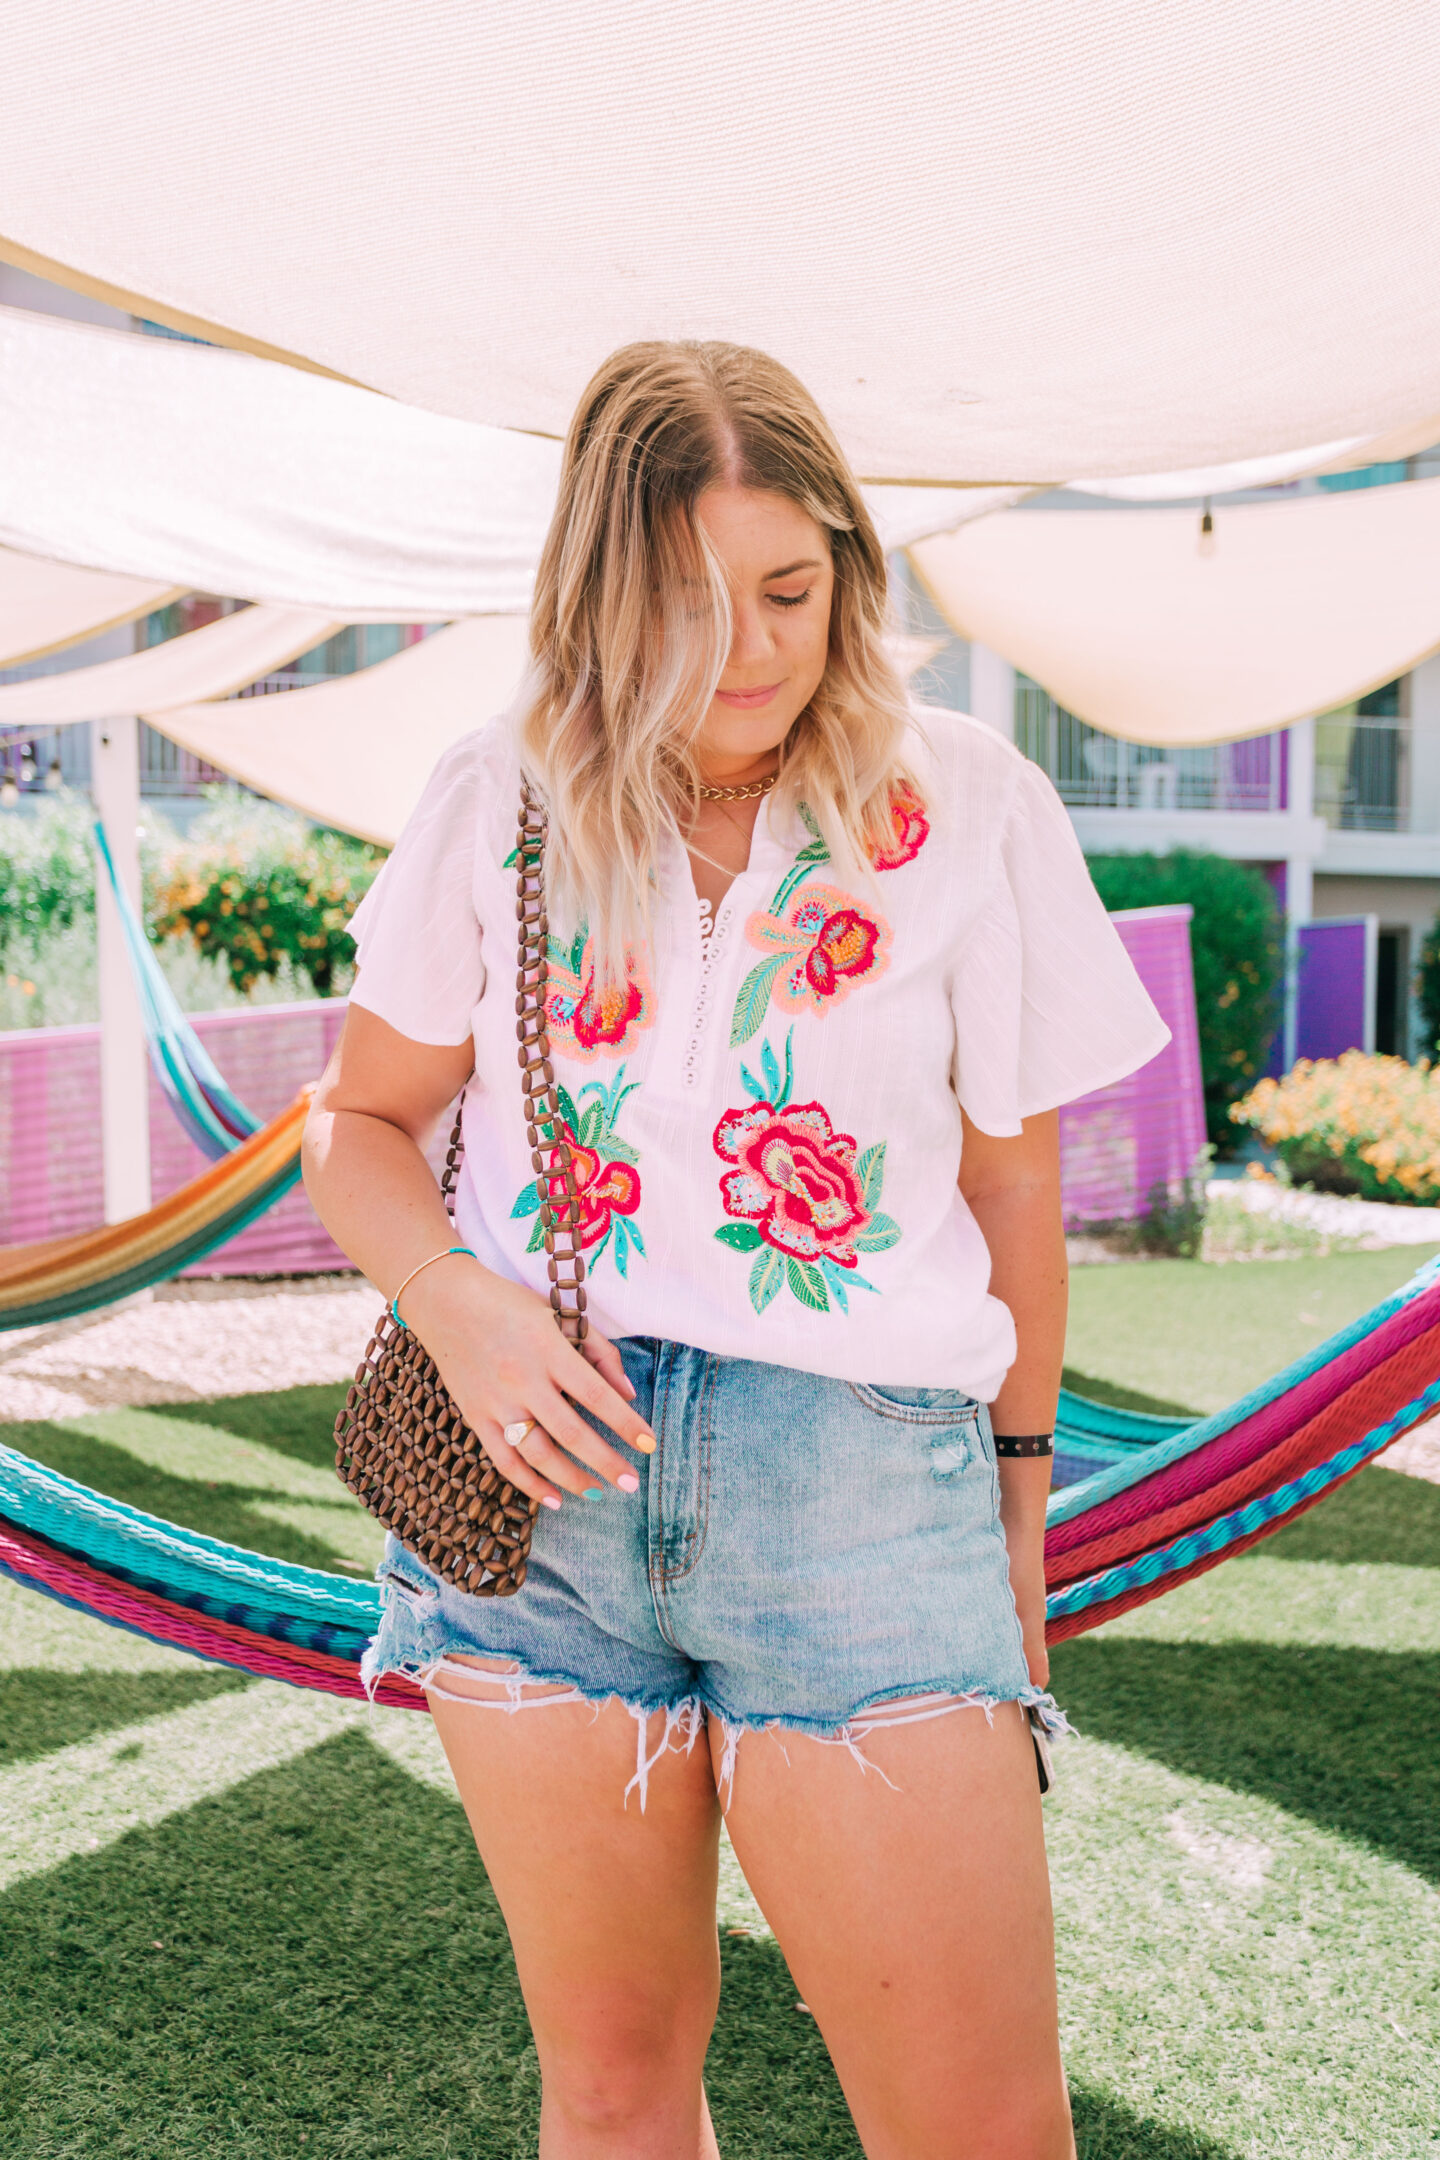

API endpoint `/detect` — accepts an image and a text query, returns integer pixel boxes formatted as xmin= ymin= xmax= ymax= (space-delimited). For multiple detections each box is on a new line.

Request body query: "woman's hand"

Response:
xmin=404 ymin=1258 xmax=655 ymax=1509
xmin=1006 ymin=1545 xmax=1051 ymax=1690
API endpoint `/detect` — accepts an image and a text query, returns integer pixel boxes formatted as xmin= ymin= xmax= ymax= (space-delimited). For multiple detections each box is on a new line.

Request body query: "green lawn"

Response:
xmin=2 ymin=1269 xmax=1438 ymax=2156
xmin=1065 ymin=1244 xmax=1440 ymax=1415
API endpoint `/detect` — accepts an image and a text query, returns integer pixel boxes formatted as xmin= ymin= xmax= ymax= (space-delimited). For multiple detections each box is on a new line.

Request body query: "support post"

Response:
xmin=1282 ymin=718 xmax=1317 ymax=1071
xmin=968 ymin=641 xmax=1016 ymax=739
xmin=91 ymin=716 xmax=151 ymax=1222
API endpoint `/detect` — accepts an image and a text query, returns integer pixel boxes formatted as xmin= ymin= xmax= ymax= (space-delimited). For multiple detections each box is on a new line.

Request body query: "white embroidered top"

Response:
xmin=348 ymin=708 xmax=1169 ymax=1398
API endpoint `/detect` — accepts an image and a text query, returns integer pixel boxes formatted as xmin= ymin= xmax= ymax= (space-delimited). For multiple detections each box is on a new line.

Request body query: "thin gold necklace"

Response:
xmin=696 ymin=773 xmax=778 ymax=803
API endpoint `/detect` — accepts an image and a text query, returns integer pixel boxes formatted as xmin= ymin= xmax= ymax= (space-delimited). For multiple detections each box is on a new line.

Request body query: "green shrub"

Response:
xmin=0 ymin=793 xmax=96 ymax=941
xmin=1085 ymin=849 xmax=1282 ymax=1149
xmin=147 ymin=791 xmax=384 ymax=996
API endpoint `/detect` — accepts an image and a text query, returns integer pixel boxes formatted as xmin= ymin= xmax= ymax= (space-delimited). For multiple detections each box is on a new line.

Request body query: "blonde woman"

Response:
xmin=304 ymin=342 xmax=1166 ymax=2159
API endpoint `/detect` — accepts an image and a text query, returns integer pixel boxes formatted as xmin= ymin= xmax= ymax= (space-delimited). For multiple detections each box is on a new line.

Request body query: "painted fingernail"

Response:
xmin=541 ymin=1494 xmax=562 ymax=1511
xmin=617 ymin=1472 xmax=640 ymax=1493
xmin=584 ymin=1484 xmax=603 ymax=1499
xmin=635 ymin=1431 xmax=656 ymax=1454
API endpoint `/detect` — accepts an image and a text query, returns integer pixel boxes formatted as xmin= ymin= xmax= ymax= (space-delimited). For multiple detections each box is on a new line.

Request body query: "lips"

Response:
xmin=714 ymin=683 xmax=782 ymax=708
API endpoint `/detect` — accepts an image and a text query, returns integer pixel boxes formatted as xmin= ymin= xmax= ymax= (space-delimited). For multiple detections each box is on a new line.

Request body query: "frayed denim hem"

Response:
xmin=708 ymin=1681 xmax=1073 ymax=1806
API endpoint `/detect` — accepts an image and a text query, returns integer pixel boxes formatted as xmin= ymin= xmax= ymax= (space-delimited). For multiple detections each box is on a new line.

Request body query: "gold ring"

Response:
xmin=502 ymin=1418 xmax=536 ymax=1449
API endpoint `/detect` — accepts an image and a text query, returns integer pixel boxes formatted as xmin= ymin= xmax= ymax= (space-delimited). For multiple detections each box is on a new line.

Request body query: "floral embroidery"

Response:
xmin=510 ymin=1067 xmax=646 ymax=1278
xmin=732 ymin=883 xmax=892 ymax=1042
xmin=543 ymin=925 xmax=654 ymax=1062
xmin=867 ymin=782 xmax=930 ymax=871
xmin=712 ymin=1030 xmax=902 ymax=1313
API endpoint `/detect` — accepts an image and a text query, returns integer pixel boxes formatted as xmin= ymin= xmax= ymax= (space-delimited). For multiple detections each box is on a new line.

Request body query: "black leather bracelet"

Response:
xmin=993 ymin=1433 xmax=1055 ymax=1457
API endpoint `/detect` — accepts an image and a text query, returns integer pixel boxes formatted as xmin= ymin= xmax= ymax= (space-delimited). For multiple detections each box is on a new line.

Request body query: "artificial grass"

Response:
xmin=1065 ymin=1244 xmax=1440 ymax=1415
xmin=0 ymin=1669 xmax=246 ymax=1769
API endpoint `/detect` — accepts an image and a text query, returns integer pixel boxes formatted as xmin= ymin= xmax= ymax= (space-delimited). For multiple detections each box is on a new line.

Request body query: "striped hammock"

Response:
xmin=2 ymin=1255 xmax=1436 ymax=1711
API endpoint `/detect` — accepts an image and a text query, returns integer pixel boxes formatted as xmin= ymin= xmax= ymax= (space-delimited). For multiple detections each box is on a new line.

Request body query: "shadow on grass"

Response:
xmin=0 ymin=1668 xmax=248 ymax=1768
xmin=5 ymin=1422 xmax=349 ymax=1573
xmin=1259 ymin=1463 xmax=1440 ymax=1569
xmin=0 ymin=1730 xmax=860 ymax=2160
xmin=1070 ymin=2087 xmax=1239 ymax=2160
xmin=162 ymin=1385 xmax=349 ymax=1475
xmin=1051 ymin=1636 xmax=1440 ymax=1883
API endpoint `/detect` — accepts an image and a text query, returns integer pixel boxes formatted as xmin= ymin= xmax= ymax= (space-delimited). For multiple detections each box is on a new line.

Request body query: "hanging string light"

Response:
xmin=0 ymin=753 xmax=19 ymax=809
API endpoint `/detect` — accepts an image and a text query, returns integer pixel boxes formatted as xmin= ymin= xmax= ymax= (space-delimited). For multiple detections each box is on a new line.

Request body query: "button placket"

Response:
xmin=681 ymin=897 xmax=734 ymax=1091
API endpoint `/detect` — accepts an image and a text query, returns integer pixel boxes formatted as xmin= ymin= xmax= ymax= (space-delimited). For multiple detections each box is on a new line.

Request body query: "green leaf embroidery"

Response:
xmin=577 ymin=1102 xmax=605 ymax=1147
xmin=749 ymin=1247 xmax=785 ymax=1311
xmin=777 ymin=1028 xmax=794 ymax=1109
xmin=760 ymin=1039 xmax=783 ymax=1100
xmin=855 ymin=1142 xmax=886 ymax=1208
xmin=509 ymin=1182 xmax=542 ymax=1220
xmin=612 ymin=1218 xmax=630 ymax=1278
xmin=715 ymin=1221 xmax=764 ymax=1252
xmin=730 ymin=955 xmax=786 ymax=1046
xmin=602 ymin=1134 xmax=640 ymax=1164
xmin=569 ymin=926 xmax=587 ymax=979
xmin=817 ymin=1255 xmax=850 ymax=1312
xmin=555 ymin=1083 xmax=581 ymax=1136
xmin=739 ymin=1059 xmax=768 ymax=1103
xmin=786 ymin=1257 xmax=830 ymax=1311
xmin=502 ymin=844 xmax=519 ymax=869
xmin=855 ymin=1213 xmax=902 ymax=1253
xmin=625 ymin=1217 xmax=647 ymax=1258
xmin=526 ymin=1215 xmax=546 ymax=1254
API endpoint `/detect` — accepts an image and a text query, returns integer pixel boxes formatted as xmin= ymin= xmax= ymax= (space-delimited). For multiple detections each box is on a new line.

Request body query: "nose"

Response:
xmin=728 ymin=594 xmax=775 ymax=668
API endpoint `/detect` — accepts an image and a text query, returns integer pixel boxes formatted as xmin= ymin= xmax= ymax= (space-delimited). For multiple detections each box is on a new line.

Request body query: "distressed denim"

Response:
xmin=364 ymin=1337 xmax=1067 ymax=1799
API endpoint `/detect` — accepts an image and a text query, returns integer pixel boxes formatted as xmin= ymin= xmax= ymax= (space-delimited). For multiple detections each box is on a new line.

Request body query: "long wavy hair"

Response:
xmin=518 ymin=339 xmax=913 ymax=974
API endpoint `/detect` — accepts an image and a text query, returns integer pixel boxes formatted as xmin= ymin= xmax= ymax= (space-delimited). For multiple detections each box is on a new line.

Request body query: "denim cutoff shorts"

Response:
xmin=363 ymin=1337 xmax=1066 ymax=1796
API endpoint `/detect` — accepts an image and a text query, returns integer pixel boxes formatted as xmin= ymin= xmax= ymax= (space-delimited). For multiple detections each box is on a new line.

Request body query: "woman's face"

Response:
xmin=692 ymin=485 xmax=835 ymax=775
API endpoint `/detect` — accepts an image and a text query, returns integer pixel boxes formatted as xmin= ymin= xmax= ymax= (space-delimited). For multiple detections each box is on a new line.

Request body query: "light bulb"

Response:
xmin=1197 ymin=496 xmax=1216 ymax=558
xmin=18 ymin=753 xmax=36 ymax=786
xmin=44 ymin=757 xmax=63 ymax=791
xmin=0 ymin=776 xmax=19 ymax=809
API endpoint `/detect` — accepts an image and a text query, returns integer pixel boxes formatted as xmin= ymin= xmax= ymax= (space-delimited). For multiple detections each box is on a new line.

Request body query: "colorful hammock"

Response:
xmin=2 ymin=1253 xmax=1436 ymax=1711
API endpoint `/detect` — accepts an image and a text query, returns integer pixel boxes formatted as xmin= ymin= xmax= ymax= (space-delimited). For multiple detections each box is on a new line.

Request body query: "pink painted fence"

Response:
xmin=1059 ymin=903 xmax=1206 ymax=1229
xmin=0 ymin=1002 xmax=349 ymax=1274
xmin=0 ymin=907 xmax=1202 ymax=1271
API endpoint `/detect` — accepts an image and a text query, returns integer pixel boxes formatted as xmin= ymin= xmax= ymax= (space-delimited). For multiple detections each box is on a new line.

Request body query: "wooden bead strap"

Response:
xmin=333 ymin=775 xmax=583 ymax=1596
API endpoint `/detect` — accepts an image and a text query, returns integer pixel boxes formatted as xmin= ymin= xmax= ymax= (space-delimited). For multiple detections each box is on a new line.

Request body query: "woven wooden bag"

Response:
xmin=333 ymin=781 xmax=591 ymax=1595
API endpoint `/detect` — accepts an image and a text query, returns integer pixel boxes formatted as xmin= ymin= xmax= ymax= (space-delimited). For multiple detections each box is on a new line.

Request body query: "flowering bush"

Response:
xmin=148 ymin=794 xmax=383 ymax=996
xmin=1230 ymin=1051 xmax=1440 ymax=1205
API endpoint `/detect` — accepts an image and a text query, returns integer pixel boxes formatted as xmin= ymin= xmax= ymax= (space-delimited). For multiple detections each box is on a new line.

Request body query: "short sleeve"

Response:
xmin=346 ymin=733 xmax=488 ymax=1046
xmin=950 ymin=758 xmax=1171 ymax=1135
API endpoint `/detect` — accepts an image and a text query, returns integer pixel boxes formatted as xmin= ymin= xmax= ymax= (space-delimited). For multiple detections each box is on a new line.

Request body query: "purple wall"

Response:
xmin=1058 ymin=904 xmax=1207 ymax=1229
xmin=1295 ymin=918 xmax=1374 ymax=1061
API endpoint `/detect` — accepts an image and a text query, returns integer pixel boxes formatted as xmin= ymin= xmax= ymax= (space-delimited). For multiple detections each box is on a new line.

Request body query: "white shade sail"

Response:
xmin=909 ymin=479 xmax=1440 ymax=745
xmin=3 ymin=3 xmax=1440 ymax=484
xmin=0 ymin=307 xmax=1004 ymax=611
xmin=0 ymin=547 xmax=181 ymax=668
xmin=146 ymin=617 xmax=533 ymax=845
xmin=0 ymin=603 xmax=339 ymax=723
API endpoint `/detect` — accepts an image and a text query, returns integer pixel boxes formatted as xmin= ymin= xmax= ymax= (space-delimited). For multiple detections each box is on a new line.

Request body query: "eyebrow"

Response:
xmin=764 ymin=558 xmax=823 ymax=580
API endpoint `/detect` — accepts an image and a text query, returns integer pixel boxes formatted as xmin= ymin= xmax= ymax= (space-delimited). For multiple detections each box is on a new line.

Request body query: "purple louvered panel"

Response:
xmin=1058 ymin=904 xmax=1206 ymax=1229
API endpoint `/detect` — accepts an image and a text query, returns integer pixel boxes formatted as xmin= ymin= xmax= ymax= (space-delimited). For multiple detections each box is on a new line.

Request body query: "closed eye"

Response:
xmin=769 ymin=588 xmax=812 ymax=610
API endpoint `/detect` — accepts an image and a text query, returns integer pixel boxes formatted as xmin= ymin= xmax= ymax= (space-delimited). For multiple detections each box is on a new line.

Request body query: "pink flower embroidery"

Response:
xmin=541 ymin=1126 xmax=642 ymax=1250
xmin=545 ymin=939 xmax=654 ymax=1061
xmin=743 ymin=884 xmax=892 ymax=1018
xmin=713 ymin=1098 xmax=870 ymax=1266
xmin=868 ymin=783 xmax=930 ymax=870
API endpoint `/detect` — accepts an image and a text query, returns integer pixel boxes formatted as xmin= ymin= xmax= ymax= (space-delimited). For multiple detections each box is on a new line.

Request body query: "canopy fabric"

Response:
xmin=1066 ymin=417 xmax=1440 ymax=503
xmin=0 ymin=308 xmax=1001 ymax=611
xmin=4 ymin=3 xmax=1440 ymax=484
xmin=0 ymin=603 xmax=338 ymax=723
xmin=0 ymin=546 xmax=180 ymax=668
xmin=910 ymin=478 xmax=1440 ymax=746
xmin=146 ymin=616 xmax=533 ymax=846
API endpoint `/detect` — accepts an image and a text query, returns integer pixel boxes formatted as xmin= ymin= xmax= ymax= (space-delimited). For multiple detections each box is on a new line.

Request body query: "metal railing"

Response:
xmin=1014 ymin=681 xmax=1286 ymax=813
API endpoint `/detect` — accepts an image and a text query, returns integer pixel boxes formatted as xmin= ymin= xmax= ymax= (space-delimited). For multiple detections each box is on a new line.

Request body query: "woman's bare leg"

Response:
xmin=427 ymin=1662 xmax=722 ymax=2159
xmin=718 ymin=1697 xmax=1075 ymax=2160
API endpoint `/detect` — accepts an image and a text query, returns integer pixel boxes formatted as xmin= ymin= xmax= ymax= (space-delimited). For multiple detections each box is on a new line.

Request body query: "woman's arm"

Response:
xmin=957 ymin=1108 xmax=1066 ymax=1688
xmin=302 ymin=1006 xmax=655 ymax=1508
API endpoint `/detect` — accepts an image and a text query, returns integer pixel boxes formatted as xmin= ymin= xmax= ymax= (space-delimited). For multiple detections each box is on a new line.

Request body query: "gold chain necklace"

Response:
xmin=696 ymin=773 xmax=779 ymax=803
